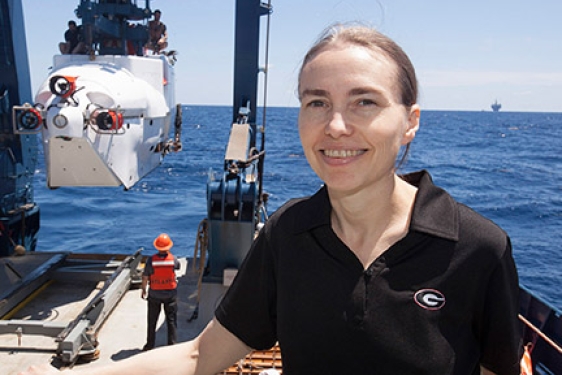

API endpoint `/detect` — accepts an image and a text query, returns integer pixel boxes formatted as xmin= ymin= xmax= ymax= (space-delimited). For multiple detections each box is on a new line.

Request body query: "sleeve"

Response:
xmin=478 ymin=237 xmax=522 ymax=375
xmin=143 ymin=257 xmax=153 ymax=276
xmin=215 ymin=227 xmax=277 ymax=350
xmin=174 ymin=256 xmax=180 ymax=270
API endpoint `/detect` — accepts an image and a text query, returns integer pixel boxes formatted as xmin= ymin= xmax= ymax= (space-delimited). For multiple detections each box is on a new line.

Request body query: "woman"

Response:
xmin=20 ymin=24 xmax=521 ymax=375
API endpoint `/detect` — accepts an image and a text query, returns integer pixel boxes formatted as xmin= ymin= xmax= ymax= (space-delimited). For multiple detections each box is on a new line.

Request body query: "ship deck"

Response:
xmin=0 ymin=253 xmax=282 ymax=375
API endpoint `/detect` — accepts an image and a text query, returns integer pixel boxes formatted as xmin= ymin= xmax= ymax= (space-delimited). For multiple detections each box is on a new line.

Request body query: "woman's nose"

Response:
xmin=325 ymin=111 xmax=351 ymax=137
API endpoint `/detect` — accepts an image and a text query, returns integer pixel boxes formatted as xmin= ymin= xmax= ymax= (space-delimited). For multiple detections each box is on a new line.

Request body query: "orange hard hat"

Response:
xmin=153 ymin=233 xmax=173 ymax=251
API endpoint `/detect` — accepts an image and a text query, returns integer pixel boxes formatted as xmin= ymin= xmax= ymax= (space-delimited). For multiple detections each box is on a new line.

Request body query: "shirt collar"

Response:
xmin=292 ymin=170 xmax=459 ymax=242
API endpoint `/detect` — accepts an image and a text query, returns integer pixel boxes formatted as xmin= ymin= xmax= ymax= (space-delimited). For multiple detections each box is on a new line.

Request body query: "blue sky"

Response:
xmin=21 ymin=0 xmax=562 ymax=112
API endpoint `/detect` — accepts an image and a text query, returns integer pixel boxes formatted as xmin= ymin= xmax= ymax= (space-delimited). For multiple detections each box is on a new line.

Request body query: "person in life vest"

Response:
xmin=141 ymin=233 xmax=181 ymax=351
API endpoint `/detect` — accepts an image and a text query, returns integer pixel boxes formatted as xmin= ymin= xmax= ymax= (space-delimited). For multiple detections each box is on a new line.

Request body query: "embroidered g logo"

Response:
xmin=414 ymin=289 xmax=446 ymax=310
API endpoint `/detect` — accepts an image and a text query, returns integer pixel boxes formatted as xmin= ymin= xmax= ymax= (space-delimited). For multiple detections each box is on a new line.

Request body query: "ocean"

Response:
xmin=32 ymin=106 xmax=562 ymax=311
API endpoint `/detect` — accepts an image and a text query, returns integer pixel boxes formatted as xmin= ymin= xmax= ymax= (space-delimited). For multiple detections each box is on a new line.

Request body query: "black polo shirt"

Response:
xmin=216 ymin=170 xmax=521 ymax=375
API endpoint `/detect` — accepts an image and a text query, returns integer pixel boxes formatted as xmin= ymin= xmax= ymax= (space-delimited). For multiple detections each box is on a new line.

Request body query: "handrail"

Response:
xmin=518 ymin=313 xmax=562 ymax=354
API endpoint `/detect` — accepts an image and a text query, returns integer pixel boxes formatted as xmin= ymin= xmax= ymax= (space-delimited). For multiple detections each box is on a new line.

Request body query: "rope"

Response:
xmin=261 ymin=0 xmax=272 ymax=132
xmin=188 ymin=219 xmax=208 ymax=322
xmin=173 ymin=103 xmax=183 ymax=151
xmin=257 ymin=0 xmax=272 ymax=208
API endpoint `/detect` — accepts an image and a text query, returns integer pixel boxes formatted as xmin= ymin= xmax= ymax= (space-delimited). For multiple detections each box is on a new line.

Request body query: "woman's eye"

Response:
xmin=307 ymin=100 xmax=326 ymax=108
xmin=358 ymin=98 xmax=376 ymax=106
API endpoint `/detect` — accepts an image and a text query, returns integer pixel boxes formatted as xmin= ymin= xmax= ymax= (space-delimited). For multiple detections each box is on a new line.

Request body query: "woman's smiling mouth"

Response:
xmin=322 ymin=149 xmax=366 ymax=158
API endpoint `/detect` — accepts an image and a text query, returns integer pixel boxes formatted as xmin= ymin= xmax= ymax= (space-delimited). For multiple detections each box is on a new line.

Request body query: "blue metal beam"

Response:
xmin=0 ymin=0 xmax=40 ymax=256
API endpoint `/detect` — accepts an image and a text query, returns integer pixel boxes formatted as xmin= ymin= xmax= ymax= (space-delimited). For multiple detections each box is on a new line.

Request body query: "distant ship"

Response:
xmin=491 ymin=99 xmax=502 ymax=112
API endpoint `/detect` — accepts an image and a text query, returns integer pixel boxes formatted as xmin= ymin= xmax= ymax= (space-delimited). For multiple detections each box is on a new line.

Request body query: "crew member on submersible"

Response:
xmin=141 ymin=233 xmax=180 ymax=351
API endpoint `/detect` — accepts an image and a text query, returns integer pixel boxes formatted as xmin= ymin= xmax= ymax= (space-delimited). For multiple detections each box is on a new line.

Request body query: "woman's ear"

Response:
xmin=402 ymin=104 xmax=420 ymax=145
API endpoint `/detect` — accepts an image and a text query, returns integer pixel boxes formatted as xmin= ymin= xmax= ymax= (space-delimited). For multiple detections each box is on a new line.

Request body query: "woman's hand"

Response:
xmin=17 ymin=364 xmax=65 ymax=375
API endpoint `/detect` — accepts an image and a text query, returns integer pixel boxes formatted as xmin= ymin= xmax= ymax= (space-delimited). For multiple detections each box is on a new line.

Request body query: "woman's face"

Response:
xmin=298 ymin=44 xmax=420 ymax=194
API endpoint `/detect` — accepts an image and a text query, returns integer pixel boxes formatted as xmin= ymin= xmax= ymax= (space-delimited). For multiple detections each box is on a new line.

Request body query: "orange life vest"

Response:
xmin=149 ymin=252 xmax=177 ymax=290
xmin=520 ymin=344 xmax=533 ymax=375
